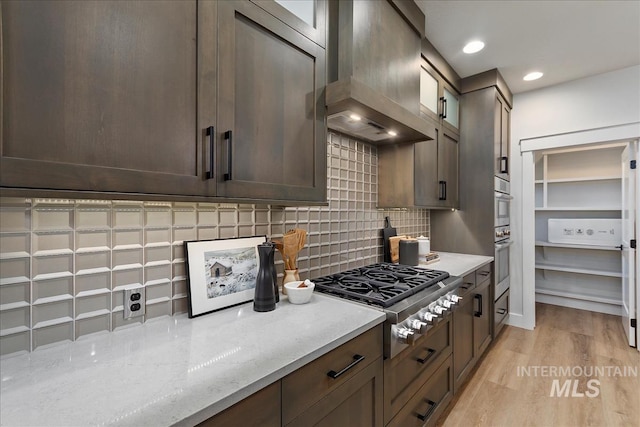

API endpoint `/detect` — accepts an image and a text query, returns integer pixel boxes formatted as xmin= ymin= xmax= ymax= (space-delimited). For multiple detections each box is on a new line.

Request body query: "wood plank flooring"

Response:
xmin=437 ymin=303 xmax=640 ymax=427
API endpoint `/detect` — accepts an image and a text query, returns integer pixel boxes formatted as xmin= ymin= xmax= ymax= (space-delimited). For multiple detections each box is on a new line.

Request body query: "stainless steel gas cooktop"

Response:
xmin=312 ymin=263 xmax=463 ymax=359
xmin=312 ymin=263 xmax=450 ymax=308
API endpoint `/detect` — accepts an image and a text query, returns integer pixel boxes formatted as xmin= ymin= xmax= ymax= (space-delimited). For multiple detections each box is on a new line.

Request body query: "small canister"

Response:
xmin=417 ymin=235 xmax=430 ymax=258
xmin=399 ymin=239 xmax=419 ymax=266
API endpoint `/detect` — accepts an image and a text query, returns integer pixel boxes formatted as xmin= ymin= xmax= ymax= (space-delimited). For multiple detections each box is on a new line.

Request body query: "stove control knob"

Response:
xmin=448 ymin=294 xmax=462 ymax=304
xmin=420 ymin=311 xmax=438 ymax=323
xmin=396 ymin=327 xmax=416 ymax=345
xmin=431 ymin=305 xmax=445 ymax=315
xmin=439 ymin=299 xmax=452 ymax=309
xmin=407 ymin=318 xmax=428 ymax=334
xmin=496 ymin=230 xmax=504 ymax=238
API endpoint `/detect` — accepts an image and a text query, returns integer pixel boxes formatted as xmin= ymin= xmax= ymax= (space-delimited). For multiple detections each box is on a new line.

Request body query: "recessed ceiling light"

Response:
xmin=523 ymin=71 xmax=543 ymax=81
xmin=387 ymin=130 xmax=397 ymax=137
xmin=463 ymin=40 xmax=485 ymax=54
xmin=349 ymin=113 xmax=361 ymax=121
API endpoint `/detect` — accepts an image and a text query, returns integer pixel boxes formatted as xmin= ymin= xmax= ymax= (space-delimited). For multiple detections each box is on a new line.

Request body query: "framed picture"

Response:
xmin=184 ymin=236 xmax=267 ymax=318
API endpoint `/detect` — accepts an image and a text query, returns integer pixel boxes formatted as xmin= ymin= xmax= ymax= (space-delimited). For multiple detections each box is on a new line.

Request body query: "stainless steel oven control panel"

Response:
xmin=388 ymin=288 xmax=461 ymax=358
xmin=495 ymin=226 xmax=511 ymax=242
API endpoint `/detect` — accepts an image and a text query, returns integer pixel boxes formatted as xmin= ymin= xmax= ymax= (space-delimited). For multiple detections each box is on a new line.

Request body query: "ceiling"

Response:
xmin=415 ymin=0 xmax=640 ymax=94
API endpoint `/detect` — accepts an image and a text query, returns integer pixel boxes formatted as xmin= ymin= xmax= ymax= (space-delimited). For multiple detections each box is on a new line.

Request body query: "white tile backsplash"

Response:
xmin=0 ymin=132 xmax=429 ymax=356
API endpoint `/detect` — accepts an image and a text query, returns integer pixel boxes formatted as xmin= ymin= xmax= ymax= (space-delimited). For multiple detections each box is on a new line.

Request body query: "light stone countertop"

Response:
xmin=0 ymin=252 xmax=490 ymax=427
xmin=0 ymin=294 xmax=385 ymax=427
xmin=419 ymin=251 xmax=494 ymax=277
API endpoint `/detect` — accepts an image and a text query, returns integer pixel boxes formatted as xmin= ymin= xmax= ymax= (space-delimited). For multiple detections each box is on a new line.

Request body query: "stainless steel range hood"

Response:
xmin=326 ymin=77 xmax=436 ymax=144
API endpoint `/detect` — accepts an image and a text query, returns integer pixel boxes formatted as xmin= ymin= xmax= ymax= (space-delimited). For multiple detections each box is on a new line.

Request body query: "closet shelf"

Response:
xmin=535 ymin=206 xmax=621 ymax=211
xmin=535 ymin=240 xmax=620 ymax=251
xmin=535 ymin=287 xmax=622 ymax=306
xmin=535 ymin=263 xmax=622 ymax=278
xmin=544 ymin=175 xmax=620 ymax=183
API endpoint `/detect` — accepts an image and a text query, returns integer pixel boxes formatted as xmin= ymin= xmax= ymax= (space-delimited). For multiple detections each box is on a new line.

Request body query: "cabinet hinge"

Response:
xmin=631 ymin=160 xmax=637 ymax=169
xmin=631 ymin=319 xmax=637 ymax=328
xmin=632 ymin=239 xmax=637 ymax=249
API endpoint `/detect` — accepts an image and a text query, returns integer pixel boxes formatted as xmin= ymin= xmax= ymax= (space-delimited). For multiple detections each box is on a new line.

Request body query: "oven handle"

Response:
xmin=495 ymin=241 xmax=513 ymax=250
xmin=495 ymin=193 xmax=513 ymax=200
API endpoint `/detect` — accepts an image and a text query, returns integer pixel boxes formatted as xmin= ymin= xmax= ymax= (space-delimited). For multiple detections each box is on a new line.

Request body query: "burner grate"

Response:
xmin=313 ymin=263 xmax=449 ymax=307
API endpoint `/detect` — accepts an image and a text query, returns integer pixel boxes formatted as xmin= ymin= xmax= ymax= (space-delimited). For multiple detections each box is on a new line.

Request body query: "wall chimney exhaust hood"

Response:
xmin=326 ymin=77 xmax=435 ymax=144
xmin=326 ymin=0 xmax=433 ymax=145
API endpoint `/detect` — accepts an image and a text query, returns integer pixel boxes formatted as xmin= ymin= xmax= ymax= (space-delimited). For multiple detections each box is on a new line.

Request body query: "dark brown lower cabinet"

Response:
xmin=384 ymin=314 xmax=452 ymax=425
xmin=284 ymin=357 xmax=383 ymax=427
xmin=473 ymin=278 xmax=492 ymax=357
xmin=452 ymin=273 xmax=475 ymax=392
xmin=197 ymin=381 xmax=281 ymax=427
xmin=282 ymin=325 xmax=383 ymax=426
xmin=387 ymin=356 xmax=453 ymax=427
xmin=200 ymin=325 xmax=383 ymax=426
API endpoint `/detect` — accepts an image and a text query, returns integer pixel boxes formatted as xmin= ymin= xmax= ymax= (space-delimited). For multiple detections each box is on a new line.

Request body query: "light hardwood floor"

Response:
xmin=438 ymin=303 xmax=640 ymax=427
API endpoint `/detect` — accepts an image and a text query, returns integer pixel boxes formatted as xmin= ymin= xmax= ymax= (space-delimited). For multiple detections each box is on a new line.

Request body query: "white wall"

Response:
xmin=510 ymin=65 xmax=640 ymax=329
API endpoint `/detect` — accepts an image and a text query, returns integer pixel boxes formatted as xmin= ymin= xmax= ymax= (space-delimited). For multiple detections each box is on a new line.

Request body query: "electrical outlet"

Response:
xmin=123 ymin=286 xmax=146 ymax=319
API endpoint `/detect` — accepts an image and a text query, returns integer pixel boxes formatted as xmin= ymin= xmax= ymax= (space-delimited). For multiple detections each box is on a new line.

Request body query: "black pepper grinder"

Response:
xmin=254 ymin=243 xmax=276 ymax=312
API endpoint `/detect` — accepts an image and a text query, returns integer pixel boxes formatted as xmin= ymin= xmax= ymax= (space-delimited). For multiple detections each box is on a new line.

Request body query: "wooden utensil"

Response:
xmin=389 ymin=235 xmax=406 ymax=263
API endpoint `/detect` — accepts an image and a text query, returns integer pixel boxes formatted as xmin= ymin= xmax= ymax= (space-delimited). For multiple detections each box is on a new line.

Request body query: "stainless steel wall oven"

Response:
xmin=494 ymin=177 xmax=512 ymax=300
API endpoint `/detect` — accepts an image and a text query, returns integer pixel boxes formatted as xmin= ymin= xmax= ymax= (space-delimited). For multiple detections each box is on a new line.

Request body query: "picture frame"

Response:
xmin=184 ymin=235 xmax=267 ymax=318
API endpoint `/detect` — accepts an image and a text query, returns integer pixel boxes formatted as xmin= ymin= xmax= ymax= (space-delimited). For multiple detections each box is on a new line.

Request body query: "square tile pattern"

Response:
xmin=0 ymin=133 xmax=429 ymax=356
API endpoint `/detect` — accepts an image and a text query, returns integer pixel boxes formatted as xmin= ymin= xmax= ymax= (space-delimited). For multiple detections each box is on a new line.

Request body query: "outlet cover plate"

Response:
xmin=123 ymin=286 xmax=146 ymax=319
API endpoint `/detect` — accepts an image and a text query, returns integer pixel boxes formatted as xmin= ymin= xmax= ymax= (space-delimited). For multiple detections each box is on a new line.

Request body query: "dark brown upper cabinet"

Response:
xmin=460 ymin=68 xmax=513 ymax=182
xmin=1 ymin=0 xmax=216 ymax=197
xmin=377 ymin=128 xmax=458 ymax=209
xmin=1 ymin=0 xmax=327 ymax=204
xmin=252 ymin=0 xmax=327 ymax=47
xmin=494 ymin=94 xmax=511 ymax=181
xmin=420 ymin=61 xmax=460 ymax=136
xmin=216 ymin=1 xmax=326 ymax=203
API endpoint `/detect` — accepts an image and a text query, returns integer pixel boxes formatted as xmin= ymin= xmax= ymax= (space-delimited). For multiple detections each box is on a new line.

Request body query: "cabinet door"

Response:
xmin=453 ymin=279 xmax=475 ymax=392
xmin=438 ymin=130 xmax=459 ymax=209
xmin=473 ymin=279 xmax=492 ymax=356
xmin=413 ymin=130 xmax=458 ymax=209
xmin=1 ymin=1 xmax=216 ymax=197
xmin=286 ymin=357 xmax=384 ymax=427
xmin=420 ymin=61 xmax=441 ymax=123
xmin=414 ymin=140 xmax=439 ymax=207
xmin=217 ymin=1 xmax=326 ymax=202
xmin=387 ymin=357 xmax=453 ymax=427
xmin=494 ymin=94 xmax=510 ymax=180
xmin=198 ymin=381 xmax=281 ymax=427
xmin=252 ymin=0 xmax=327 ymax=47
xmin=441 ymin=83 xmax=460 ymax=134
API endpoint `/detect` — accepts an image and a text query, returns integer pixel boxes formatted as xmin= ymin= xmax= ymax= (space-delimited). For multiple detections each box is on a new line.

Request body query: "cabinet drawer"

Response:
xmin=475 ymin=264 xmax=492 ymax=286
xmin=285 ymin=356 xmax=384 ymax=427
xmin=459 ymin=272 xmax=476 ymax=295
xmin=495 ymin=289 xmax=509 ymax=336
xmin=384 ymin=316 xmax=452 ymax=423
xmin=387 ymin=356 xmax=453 ymax=427
xmin=199 ymin=381 xmax=281 ymax=427
xmin=282 ymin=325 xmax=382 ymax=424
